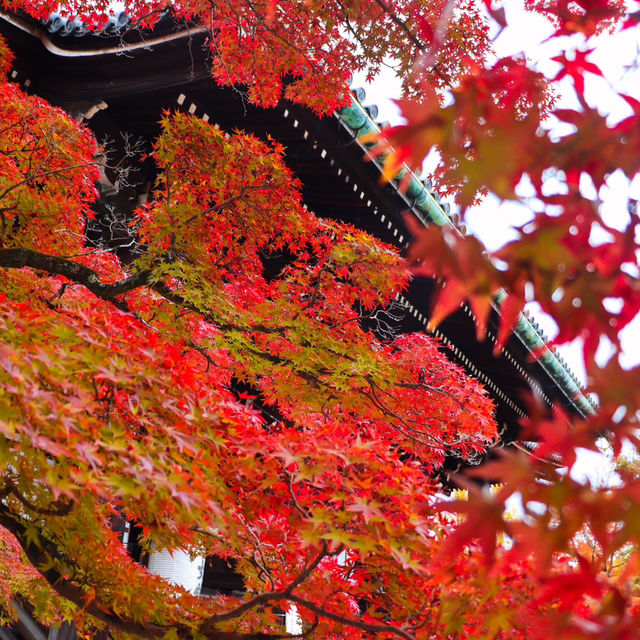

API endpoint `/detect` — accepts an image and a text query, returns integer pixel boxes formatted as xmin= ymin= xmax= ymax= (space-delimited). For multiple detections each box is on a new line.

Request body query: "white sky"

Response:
xmin=353 ymin=0 xmax=640 ymax=381
xmin=352 ymin=0 xmax=640 ymax=483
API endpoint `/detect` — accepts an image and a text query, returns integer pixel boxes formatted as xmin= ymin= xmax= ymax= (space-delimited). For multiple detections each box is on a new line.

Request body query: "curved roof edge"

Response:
xmin=337 ymin=97 xmax=596 ymax=418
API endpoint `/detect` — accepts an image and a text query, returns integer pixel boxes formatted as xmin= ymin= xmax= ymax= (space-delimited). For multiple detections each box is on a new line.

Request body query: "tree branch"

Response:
xmin=289 ymin=595 xmax=416 ymax=640
xmin=0 ymin=162 xmax=98 ymax=202
xmin=368 ymin=0 xmax=453 ymax=86
xmin=0 ymin=505 xmax=170 ymax=639
xmin=206 ymin=592 xmax=287 ymax=626
xmin=209 ymin=541 xmax=331 ymax=625
xmin=1 ymin=479 xmax=73 ymax=517
xmin=0 ymin=248 xmax=150 ymax=299
xmin=370 ymin=0 xmax=424 ymax=49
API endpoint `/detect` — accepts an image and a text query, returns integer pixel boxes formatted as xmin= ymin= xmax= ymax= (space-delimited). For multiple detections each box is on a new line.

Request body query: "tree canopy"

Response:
xmin=0 ymin=0 xmax=639 ymax=638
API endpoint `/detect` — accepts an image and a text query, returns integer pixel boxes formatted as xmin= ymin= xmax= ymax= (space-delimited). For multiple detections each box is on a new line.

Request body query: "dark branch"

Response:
xmin=0 ymin=248 xmax=150 ymax=299
xmin=1 ymin=479 xmax=73 ymax=517
xmin=0 ymin=505 xmax=170 ymax=639
xmin=370 ymin=0 xmax=425 ymax=49
xmin=289 ymin=595 xmax=416 ymax=640
xmin=0 ymin=162 xmax=98 ymax=202
xmin=209 ymin=542 xmax=330 ymax=625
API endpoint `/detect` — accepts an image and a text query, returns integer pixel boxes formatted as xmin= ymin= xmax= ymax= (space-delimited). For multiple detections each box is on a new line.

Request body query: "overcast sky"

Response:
xmin=352 ymin=0 xmax=640 ymax=482
xmin=353 ymin=0 xmax=640 ymax=381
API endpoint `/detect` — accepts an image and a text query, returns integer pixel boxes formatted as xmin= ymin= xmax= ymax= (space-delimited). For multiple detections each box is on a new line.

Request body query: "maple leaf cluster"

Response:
xmin=4 ymin=0 xmax=493 ymax=112
xmin=0 ymin=0 xmax=639 ymax=637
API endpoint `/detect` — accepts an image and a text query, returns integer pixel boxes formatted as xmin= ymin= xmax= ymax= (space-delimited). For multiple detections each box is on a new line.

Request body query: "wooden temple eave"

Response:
xmin=326 ymin=100 xmax=595 ymax=417
xmin=0 ymin=12 xmax=593 ymax=450
xmin=282 ymin=101 xmax=595 ymax=427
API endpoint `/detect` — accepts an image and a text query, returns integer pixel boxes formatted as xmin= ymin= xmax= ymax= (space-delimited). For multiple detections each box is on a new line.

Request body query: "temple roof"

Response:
xmin=337 ymin=97 xmax=594 ymax=419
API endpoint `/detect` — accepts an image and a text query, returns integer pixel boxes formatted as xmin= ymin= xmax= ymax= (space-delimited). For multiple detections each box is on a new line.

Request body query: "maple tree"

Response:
xmin=0 ymin=8 xmax=500 ymax=639
xmin=0 ymin=0 xmax=639 ymax=638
